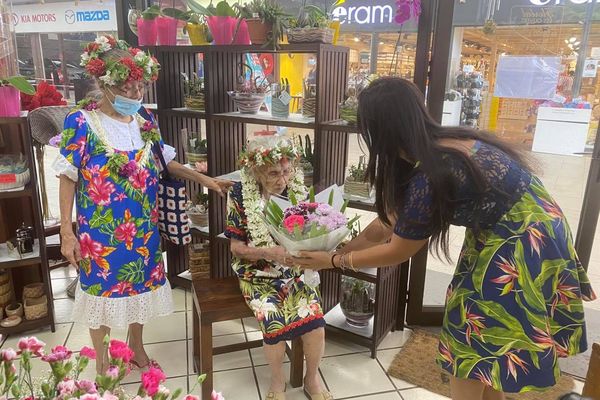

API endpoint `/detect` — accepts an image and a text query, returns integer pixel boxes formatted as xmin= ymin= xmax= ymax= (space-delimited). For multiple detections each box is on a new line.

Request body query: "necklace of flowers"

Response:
xmin=240 ymin=166 xmax=307 ymax=249
xmin=87 ymin=109 xmax=161 ymax=178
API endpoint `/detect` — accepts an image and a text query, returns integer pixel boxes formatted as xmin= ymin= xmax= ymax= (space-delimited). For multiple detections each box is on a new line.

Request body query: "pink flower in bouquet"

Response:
xmin=101 ymin=391 xmax=119 ymax=400
xmin=80 ymin=346 xmax=96 ymax=360
xmin=18 ymin=337 xmax=46 ymax=356
xmin=79 ymin=394 xmax=102 ymax=400
xmin=76 ymin=379 xmax=97 ymax=394
xmin=57 ymin=379 xmax=77 ymax=396
xmin=211 ymin=390 xmax=225 ymax=400
xmin=42 ymin=345 xmax=72 ymax=363
xmin=1 ymin=348 xmax=17 ymax=361
xmin=108 ymin=340 xmax=134 ymax=363
xmin=184 ymin=396 xmax=200 ymax=400
xmin=283 ymin=215 xmax=305 ymax=234
xmin=105 ymin=365 xmax=120 ymax=379
xmin=141 ymin=367 xmax=166 ymax=396
xmin=119 ymin=160 xmax=139 ymax=178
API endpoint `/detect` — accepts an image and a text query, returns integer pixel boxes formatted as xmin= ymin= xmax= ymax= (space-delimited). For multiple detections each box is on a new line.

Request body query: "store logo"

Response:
xmin=65 ymin=10 xmax=76 ymax=24
xmin=70 ymin=10 xmax=111 ymax=23
xmin=529 ymin=0 xmax=600 ymax=4
xmin=332 ymin=4 xmax=394 ymax=25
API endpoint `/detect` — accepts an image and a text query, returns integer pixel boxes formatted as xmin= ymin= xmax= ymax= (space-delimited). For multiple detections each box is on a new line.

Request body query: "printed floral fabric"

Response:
xmin=59 ymin=109 xmax=167 ymax=299
xmin=225 ymin=183 xmax=326 ymax=344
xmin=438 ymin=177 xmax=596 ymax=393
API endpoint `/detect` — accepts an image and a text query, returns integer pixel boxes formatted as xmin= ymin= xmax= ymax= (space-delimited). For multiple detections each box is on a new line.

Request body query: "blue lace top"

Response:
xmin=394 ymin=141 xmax=532 ymax=240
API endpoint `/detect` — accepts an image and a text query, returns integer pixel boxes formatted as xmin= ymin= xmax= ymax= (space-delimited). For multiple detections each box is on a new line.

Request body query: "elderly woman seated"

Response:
xmin=224 ymin=137 xmax=332 ymax=400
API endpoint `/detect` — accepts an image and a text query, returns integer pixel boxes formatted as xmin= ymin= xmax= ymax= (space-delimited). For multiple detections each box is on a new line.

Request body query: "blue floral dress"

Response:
xmin=395 ymin=141 xmax=596 ymax=393
xmin=56 ymin=107 xmax=174 ymax=329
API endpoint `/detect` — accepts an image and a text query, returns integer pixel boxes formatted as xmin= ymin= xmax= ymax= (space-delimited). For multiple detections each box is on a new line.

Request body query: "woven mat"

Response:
xmin=387 ymin=329 xmax=575 ymax=400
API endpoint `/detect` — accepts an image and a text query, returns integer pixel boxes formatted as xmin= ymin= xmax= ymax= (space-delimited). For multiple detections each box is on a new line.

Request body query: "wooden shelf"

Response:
xmin=343 ymin=189 xmax=375 ymax=212
xmin=158 ymin=108 xmax=206 ymax=119
xmin=0 ymin=241 xmax=41 ymax=269
xmin=0 ymin=314 xmax=53 ymax=335
xmin=157 ymin=43 xmax=347 ymax=55
xmin=0 ymin=115 xmax=27 ymax=126
xmin=0 ymin=184 xmax=33 ymax=199
xmin=321 ymin=120 xmax=360 ymax=134
xmin=213 ymin=111 xmax=315 ymax=129
xmin=216 ymin=170 xmax=241 ymax=182
xmin=190 ymin=223 xmax=209 ymax=239
xmin=325 ymin=304 xmax=373 ymax=339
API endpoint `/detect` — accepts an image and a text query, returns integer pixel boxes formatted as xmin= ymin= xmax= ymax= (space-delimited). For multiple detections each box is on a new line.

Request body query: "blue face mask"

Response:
xmin=108 ymin=90 xmax=143 ymax=116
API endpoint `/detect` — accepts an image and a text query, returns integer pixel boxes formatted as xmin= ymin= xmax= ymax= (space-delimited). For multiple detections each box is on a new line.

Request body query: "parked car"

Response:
xmin=18 ymin=58 xmax=85 ymax=84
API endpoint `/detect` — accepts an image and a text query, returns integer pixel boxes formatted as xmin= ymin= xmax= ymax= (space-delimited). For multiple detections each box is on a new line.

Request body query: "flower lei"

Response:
xmin=80 ymin=35 xmax=160 ymax=87
xmin=238 ymin=139 xmax=303 ymax=170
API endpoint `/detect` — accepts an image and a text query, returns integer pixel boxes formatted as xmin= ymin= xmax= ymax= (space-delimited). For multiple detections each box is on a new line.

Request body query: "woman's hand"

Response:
xmin=291 ymin=251 xmax=334 ymax=270
xmin=263 ymin=246 xmax=293 ymax=266
xmin=204 ymin=177 xmax=234 ymax=197
xmin=60 ymin=231 xmax=82 ymax=269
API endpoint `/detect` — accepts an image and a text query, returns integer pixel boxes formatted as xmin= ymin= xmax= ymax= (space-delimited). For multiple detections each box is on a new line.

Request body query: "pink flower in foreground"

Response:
xmin=57 ymin=379 xmax=77 ymax=395
xmin=184 ymin=396 xmax=200 ymax=400
xmin=18 ymin=337 xmax=46 ymax=356
xmin=211 ymin=390 xmax=225 ymax=400
xmin=1 ymin=348 xmax=17 ymax=361
xmin=76 ymin=379 xmax=97 ymax=394
xmin=79 ymin=394 xmax=101 ymax=400
xmin=108 ymin=340 xmax=134 ymax=363
xmin=105 ymin=365 xmax=119 ymax=379
xmin=101 ymin=391 xmax=119 ymax=400
xmin=283 ymin=215 xmax=305 ymax=234
xmin=141 ymin=367 xmax=166 ymax=396
xmin=80 ymin=346 xmax=96 ymax=360
xmin=42 ymin=345 xmax=72 ymax=363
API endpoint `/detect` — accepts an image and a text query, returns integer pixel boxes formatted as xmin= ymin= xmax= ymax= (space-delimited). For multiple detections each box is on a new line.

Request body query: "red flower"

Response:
xmin=438 ymin=339 xmax=454 ymax=365
xmin=108 ymin=340 xmax=134 ymax=363
xmin=85 ymin=43 xmax=100 ymax=53
xmin=150 ymin=263 xmax=165 ymax=282
xmin=551 ymin=274 xmax=580 ymax=317
xmin=88 ymin=176 xmax=115 ymax=206
xmin=129 ymin=168 xmax=150 ymax=192
xmin=115 ymin=222 xmax=137 ymax=250
xmin=85 ymin=58 xmax=106 ymax=77
xmin=129 ymin=47 xmax=142 ymax=56
xmin=505 ymin=351 xmax=529 ymax=381
xmin=20 ymin=81 xmax=67 ymax=111
xmin=79 ymin=233 xmax=104 ymax=262
xmin=474 ymin=368 xmax=493 ymax=387
xmin=109 ymin=281 xmax=135 ymax=296
xmin=283 ymin=215 xmax=305 ymax=234
xmin=106 ymin=35 xmax=118 ymax=47
xmin=121 ymin=58 xmax=144 ymax=82
xmin=150 ymin=206 xmax=159 ymax=224
xmin=527 ymin=225 xmax=545 ymax=257
xmin=80 ymin=346 xmax=97 ymax=360
xmin=17 ymin=337 xmax=46 ymax=356
xmin=141 ymin=367 xmax=166 ymax=396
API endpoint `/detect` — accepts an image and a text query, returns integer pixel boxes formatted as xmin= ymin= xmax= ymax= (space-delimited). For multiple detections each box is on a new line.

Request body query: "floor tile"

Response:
xmin=65 ymin=323 xmax=127 ymax=351
xmin=324 ymin=335 xmax=369 ymax=357
xmin=143 ymin=312 xmax=187 ymax=344
xmin=172 ymin=288 xmax=186 ymax=313
xmin=50 ymin=278 xmax=71 ymax=300
xmin=398 ymin=387 xmax=450 ymax=399
xmin=359 ymin=392 xmax=403 ymax=399
xmin=187 ymin=367 xmax=260 ymax=400
xmin=320 ymin=353 xmax=395 ymax=398
xmin=376 ymin=349 xmax=417 ymax=390
xmin=377 ymin=329 xmax=412 ymax=350
xmin=255 ymin=364 xmax=308 ymax=400
xmin=213 ymin=319 xmax=245 ymax=336
xmin=198 ymin=333 xmax=253 ymax=372
xmin=144 ymin=339 xmax=189 ymax=378
xmin=2 ymin=323 xmax=72 ymax=350
xmin=243 ymin=317 xmax=260 ymax=332
xmin=53 ymin=298 xmax=75 ymax=324
xmin=51 ymin=266 xmax=78 ymax=279
xmin=246 ymin=331 xmax=290 ymax=368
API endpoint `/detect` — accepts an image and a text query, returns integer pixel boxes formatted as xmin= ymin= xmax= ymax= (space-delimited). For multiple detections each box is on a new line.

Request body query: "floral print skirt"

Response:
xmin=235 ymin=259 xmax=326 ymax=344
xmin=438 ymin=177 xmax=596 ymax=393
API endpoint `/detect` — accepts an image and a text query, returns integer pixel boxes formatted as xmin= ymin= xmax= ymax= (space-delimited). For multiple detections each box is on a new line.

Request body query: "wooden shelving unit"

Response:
xmin=0 ymin=117 xmax=55 ymax=335
xmin=147 ymin=44 xmax=407 ymax=357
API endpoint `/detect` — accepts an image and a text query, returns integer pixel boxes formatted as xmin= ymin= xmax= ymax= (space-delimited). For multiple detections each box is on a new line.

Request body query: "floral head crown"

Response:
xmin=239 ymin=137 xmax=304 ymax=171
xmin=80 ymin=35 xmax=160 ymax=87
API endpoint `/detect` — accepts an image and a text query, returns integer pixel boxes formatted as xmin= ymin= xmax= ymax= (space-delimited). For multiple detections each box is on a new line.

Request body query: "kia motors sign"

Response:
xmin=11 ymin=1 xmax=117 ymax=34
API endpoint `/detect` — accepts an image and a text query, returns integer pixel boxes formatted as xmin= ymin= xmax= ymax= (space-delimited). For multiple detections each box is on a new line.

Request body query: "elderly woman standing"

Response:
xmin=53 ymin=35 xmax=230 ymax=374
xmin=225 ymin=137 xmax=331 ymax=400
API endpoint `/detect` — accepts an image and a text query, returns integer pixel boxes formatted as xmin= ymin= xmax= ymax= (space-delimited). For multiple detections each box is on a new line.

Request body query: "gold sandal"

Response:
xmin=265 ymin=384 xmax=287 ymax=400
xmin=303 ymin=388 xmax=333 ymax=400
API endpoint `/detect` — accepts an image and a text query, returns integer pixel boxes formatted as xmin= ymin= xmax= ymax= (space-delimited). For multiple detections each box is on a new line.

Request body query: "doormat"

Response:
xmin=387 ymin=329 xmax=576 ymax=400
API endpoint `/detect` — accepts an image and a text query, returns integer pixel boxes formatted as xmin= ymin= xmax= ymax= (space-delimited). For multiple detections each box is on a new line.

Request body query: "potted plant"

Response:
xmin=340 ymin=275 xmax=375 ymax=327
xmin=340 ymin=73 xmax=377 ymax=125
xmin=156 ymin=8 xmax=179 ymax=46
xmin=344 ymin=155 xmax=372 ymax=198
xmin=298 ymin=135 xmax=314 ymax=187
xmin=137 ymin=5 xmax=161 ymax=46
xmin=0 ymin=76 xmax=35 ymax=117
xmin=185 ymin=130 xmax=208 ymax=163
xmin=287 ymin=0 xmax=334 ymax=44
xmin=236 ymin=0 xmax=290 ymax=49
xmin=163 ymin=7 xmax=211 ymax=45
xmin=228 ymin=62 xmax=269 ymax=114
xmin=182 ymin=72 xmax=205 ymax=110
xmin=187 ymin=0 xmax=250 ymax=45
xmin=186 ymin=192 xmax=209 ymax=227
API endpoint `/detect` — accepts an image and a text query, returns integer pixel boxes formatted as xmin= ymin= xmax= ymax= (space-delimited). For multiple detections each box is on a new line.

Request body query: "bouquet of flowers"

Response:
xmin=21 ymin=81 xmax=67 ymax=111
xmin=264 ymin=185 xmax=359 ymax=254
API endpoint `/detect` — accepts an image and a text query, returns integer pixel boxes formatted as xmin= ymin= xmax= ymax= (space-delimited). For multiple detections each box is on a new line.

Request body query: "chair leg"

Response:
xmin=582 ymin=343 xmax=600 ymax=399
xmin=199 ymin=320 xmax=214 ymax=400
xmin=192 ymin=302 xmax=200 ymax=373
xmin=289 ymin=338 xmax=304 ymax=388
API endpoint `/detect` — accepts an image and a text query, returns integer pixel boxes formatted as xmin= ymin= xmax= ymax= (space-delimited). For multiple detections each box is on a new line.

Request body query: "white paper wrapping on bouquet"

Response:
xmin=265 ymin=185 xmax=351 ymax=287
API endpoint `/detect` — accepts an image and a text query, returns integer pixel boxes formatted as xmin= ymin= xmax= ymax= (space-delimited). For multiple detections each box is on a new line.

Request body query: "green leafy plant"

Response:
xmin=0 ymin=76 xmax=35 ymax=95
xmin=162 ymin=7 xmax=203 ymax=32
xmin=236 ymin=0 xmax=290 ymax=50
xmin=141 ymin=4 xmax=162 ymax=20
xmin=188 ymin=132 xmax=207 ymax=154
xmin=182 ymin=72 xmax=205 ymax=97
xmin=290 ymin=0 xmax=329 ymax=29
xmin=348 ymin=155 xmax=368 ymax=182
xmin=195 ymin=192 xmax=209 ymax=207
xmin=235 ymin=62 xmax=269 ymax=94
xmin=187 ymin=0 xmax=237 ymax=17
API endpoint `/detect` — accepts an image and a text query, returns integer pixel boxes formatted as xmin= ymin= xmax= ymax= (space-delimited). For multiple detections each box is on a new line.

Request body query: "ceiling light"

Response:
xmin=569 ymin=37 xmax=577 ymax=42
xmin=353 ymin=37 xmax=359 ymax=42
xmin=564 ymin=39 xmax=569 ymax=44
xmin=574 ymin=41 xmax=581 ymax=46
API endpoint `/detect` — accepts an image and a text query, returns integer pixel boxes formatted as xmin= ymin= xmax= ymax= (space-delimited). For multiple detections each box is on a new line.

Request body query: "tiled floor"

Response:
xmin=0 ymin=274 xmax=588 ymax=399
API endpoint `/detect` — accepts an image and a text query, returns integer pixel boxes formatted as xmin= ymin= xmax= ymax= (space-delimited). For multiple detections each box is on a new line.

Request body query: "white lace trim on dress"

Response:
xmin=52 ymin=154 xmax=79 ymax=182
xmin=72 ymin=281 xmax=174 ymax=329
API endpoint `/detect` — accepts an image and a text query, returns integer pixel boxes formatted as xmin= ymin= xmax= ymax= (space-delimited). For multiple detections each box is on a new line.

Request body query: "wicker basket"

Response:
xmin=344 ymin=177 xmax=372 ymax=198
xmin=23 ymin=283 xmax=44 ymax=299
xmin=0 ymin=272 xmax=9 ymax=285
xmin=189 ymin=242 xmax=210 ymax=281
xmin=287 ymin=28 xmax=334 ymax=44
xmin=5 ymin=302 xmax=22 ymax=317
xmin=228 ymin=92 xmax=266 ymax=114
xmin=0 ymin=281 xmax=10 ymax=295
xmin=0 ymin=289 xmax=11 ymax=306
xmin=24 ymin=295 xmax=48 ymax=320
xmin=186 ymin=152 xmax=208 ymax=164
xmin=0 ymin=169 xmax=30 ymax=191
xmin=187 ymin=211 xmax=208 ymax=227
xmin=302 ymin=97 xmax=316 ymax=118
xmin=184 ymin=94 xmax=205 ymax=111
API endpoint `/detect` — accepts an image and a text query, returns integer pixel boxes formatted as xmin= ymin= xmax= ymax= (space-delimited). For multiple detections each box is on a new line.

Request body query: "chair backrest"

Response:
xmin=28 ymin=106 xmax=70 ymax=145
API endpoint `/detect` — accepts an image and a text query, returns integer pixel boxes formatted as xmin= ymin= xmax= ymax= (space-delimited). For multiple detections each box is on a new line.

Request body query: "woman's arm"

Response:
xmin=166 ymin=160 xmax=233 ymax=196
xmin=230 ymin=239 xmax=289 ymax=265
xmin=59 ymin=175 xmax=82 ymax=267
xmin=340 ymin=218 xmax=393 ymax=253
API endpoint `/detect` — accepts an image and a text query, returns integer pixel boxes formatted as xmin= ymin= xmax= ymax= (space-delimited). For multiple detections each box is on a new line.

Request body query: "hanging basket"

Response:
xmin=287 ymin=28 xmax=334 ymax=44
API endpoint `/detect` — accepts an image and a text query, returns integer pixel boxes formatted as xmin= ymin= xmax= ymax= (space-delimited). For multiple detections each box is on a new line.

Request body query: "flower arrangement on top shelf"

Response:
xmin=186 ymin=0 xmax=251 ymax=45
xmin=287 ymin=0 xmax=345 ymax=44
xmin=135 ymin=4 xmax=179 ymax=46
xmin=228 ymin=62 xmax=269 ymax=114
xmin=344 ymin=155 xmax=372 ymax=199
xmin=236 ymin=0 xmax=290 ymax=49
xmin=0 ymin=334 xmax=225 ymax=400
xmin=340 ymin=73 xmax=378 ymax=125
xmin=182 ymin=72 xmax=205 ymax=111
xmin=0 ymin=75 xmax=35 ymax=117
xmin=297 ymin=135 xmax=314 ymax=187
xmin=186 ymin=191 xmax=209 ymax=227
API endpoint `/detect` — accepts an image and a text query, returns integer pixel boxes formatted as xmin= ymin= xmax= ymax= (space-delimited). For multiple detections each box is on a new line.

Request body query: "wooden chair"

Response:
xmin=191 ymin=277 xmax=304 ymax=399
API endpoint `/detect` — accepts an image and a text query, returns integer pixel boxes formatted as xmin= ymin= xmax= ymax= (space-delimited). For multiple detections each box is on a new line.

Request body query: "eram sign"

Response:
xmin=11 ymin=0 xmax=117 ymax=34
xmin=530 ymin=0 xmax=600 ymax=4
xmin=330 ymin=0 xmax=416 ymax=32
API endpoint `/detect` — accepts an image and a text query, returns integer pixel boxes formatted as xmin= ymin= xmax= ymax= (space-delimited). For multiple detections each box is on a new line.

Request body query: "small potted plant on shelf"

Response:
xmin=0 ymin=76 xmax=35 ymax=117
xmin=187 ymin=0 xmax=250 ymax=45
xmin=340 ymin=73 xmax=377 ymax=125
xmin=344 ymin=155 xmax=372 ymax=198
xmin=228 ymin=62 xmax=269 ymax=114
xmin=185 ymin=130 xmax=208 ymax=164
xmin=182 ymin=72 xmax=205 ymax=110
xmin=287 ymin=0 xmax=334 ymax=44
xmin=137 ymin=4 xmax=161 ymax=46
xmin=340 ymin=274 xmax=375 ymax=327
xmin=163 ymin=7 xmax=211 ymax=45
xmin=186 ymin=192 xmax=209 ymax=227
xmin=298 ymin=135 xmax=314 ymax=187
xmin=236 ymin=0 xmax=290 ymax=49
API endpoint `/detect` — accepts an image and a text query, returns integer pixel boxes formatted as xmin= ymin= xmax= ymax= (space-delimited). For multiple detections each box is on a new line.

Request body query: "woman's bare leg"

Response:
xmin=263 ymin=341 xmax=287 ymax=393
xmin=302 ymin=328 xmax=326 ymax=394
xmin=89 ymin=325 xmax=110 ymax=374
xmin=449 ymin=375 xmax=486 ymax=400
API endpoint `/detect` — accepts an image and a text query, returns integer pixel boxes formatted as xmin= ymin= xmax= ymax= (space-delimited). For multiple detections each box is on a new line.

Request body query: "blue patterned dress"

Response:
xmin=394 ymin=141 xmax=596 ymax=393
xmin=56 ymin=107 xmax=174 ymax=329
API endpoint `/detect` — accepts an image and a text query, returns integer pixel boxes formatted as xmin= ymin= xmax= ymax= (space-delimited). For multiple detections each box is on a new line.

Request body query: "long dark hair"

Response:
xmin=358 ymin=77 xmax=530 ymax=259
